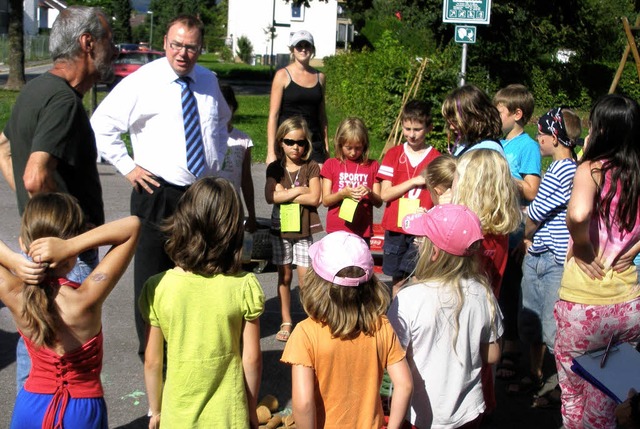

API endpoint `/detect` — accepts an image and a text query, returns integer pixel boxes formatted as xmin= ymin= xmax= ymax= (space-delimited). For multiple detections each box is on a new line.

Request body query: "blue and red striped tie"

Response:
xmin=177 ymin=77 xmax=205 ymax=177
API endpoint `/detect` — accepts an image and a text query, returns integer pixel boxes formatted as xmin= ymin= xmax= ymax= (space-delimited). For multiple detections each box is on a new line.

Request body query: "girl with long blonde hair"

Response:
xmin=389 ymin=204 xmax=503 ymax=429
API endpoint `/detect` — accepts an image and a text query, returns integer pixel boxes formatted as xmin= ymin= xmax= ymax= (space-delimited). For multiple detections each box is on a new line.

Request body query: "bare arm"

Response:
xmin=28 ymin=216 xmax=140 ymax=307
xmin=291 ymin=364 xmax=316 ymax=429
xmin=0 ymin=132 xmax=15 ymax=191
xmin=566 ymin=162 xmax=605 ymax=279
xmin=524 ymin=215 xmax=539 ymax=240
xmin=515 ymin=174 xmax=541 ymax=202
xmin=144 ymin=326 xmax=164 ymax=429
xmin=318 ymin=72 xmax=329 ymax=155
xmin=0 ymin=240 xmax=46 ymax=286
xmin=267 ymin=70 xmax=287 ymax=164
xmin=481 ymin=339 xmax=502 ymax=365
xmin=385 ymin=358 xmax=413 ymax=429
xmin=241 ymin=149 xmax=257 ymax=233
xmin=242 ymin=319 xmax=262 ymax=429
xmin=380 ymin=176 xmax=425 ymax=202
xmin=23 ymin=151 xmax=58 ymax=195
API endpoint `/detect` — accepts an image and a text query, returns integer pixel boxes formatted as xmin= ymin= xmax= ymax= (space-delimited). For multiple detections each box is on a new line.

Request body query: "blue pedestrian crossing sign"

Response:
xmin=443 ymin=0 xmax=491 ymax=25
xmin=455 ymin=26 xmax=476 ymax=44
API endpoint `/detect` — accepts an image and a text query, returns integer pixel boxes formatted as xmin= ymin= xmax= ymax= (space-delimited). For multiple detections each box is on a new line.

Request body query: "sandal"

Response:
xmin=532 ymin=387 xmax=561 ymax=409
xmin=496 ymin=351 xmax=520 ymax=380
xmin=276 ymin=322 xmax=293 ymax=342
xmin=507 ymin=373 xmax=544 ymax=395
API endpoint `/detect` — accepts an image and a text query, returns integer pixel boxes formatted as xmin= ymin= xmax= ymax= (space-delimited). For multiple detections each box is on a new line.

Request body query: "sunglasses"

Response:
xmin=282 ymin=138 xmax=308 ymax=147
xmin=294 ymin=42 xmax=312 ymax=51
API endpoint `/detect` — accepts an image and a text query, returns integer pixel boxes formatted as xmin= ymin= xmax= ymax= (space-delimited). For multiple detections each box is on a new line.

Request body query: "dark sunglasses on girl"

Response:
xmin=283 ymin=138 xmax=308 ymax=147
xmin=295 ymin=42 xmax=312 ymax=51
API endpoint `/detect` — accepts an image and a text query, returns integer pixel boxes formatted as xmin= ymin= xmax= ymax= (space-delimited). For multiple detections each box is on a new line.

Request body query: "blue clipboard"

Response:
xmin=571 ymin=342 xmax=640 ymax=404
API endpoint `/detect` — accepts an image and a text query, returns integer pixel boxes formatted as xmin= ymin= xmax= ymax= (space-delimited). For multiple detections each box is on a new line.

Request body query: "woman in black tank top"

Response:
xmin=267 ymin=30 xmax=328 ymax=165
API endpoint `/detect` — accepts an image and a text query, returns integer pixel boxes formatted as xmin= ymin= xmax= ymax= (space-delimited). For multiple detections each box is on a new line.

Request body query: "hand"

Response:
xmin=28 ymin=237 xmax=72 ymax=269
xmin=11 ymin=252 xmax=47 ymax=285
xmin=613 ymin=247 xmax=639 ymax=273
xmin=509 ymin=240 xmax=527 ymax=266
xmin=615 ymin=388 xmax=639 ymax=429
xmin=125 ymin=166 xmax=160 ymax=194
xmin=148 ymin=414 xmax=161 ymax=429
xmin=571 ymin=243 xmax=605 ymax=280
xmin=412 ymin=176 xmax=426 ymax=188
xmin=351 ymin=185 xmax=371 ymax=201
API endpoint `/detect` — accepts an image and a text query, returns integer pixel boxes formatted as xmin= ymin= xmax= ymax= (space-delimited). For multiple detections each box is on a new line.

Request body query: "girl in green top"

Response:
xmin=140 ymin=177 xmax=265 ymax=429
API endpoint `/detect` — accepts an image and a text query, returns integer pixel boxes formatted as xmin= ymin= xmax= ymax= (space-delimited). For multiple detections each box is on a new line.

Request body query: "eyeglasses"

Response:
xmin=282 ymin=138 xmax=308 ymax=147
xmin=169 ymin=41 xmax=200 ymax=55
xmin=294 ymin=42 xmax=312 ymax=51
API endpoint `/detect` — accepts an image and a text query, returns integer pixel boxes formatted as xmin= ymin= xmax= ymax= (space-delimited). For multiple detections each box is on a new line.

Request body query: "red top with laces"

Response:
xmin=21 ymin=277 xmax=104 ymax=429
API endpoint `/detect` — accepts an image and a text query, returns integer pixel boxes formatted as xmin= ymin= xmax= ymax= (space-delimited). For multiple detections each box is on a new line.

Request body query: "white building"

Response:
xmin=23 ymin=0 xmax=66 ymax=35
xmin=227 ymin=0 xmax=341 ymax=65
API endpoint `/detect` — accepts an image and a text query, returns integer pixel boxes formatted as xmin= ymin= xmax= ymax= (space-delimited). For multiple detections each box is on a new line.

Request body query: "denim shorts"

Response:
xmin=382 ymin=231 xmax=418 ymax=279
xmin=519 ymin=251 xmax=563 ymax=352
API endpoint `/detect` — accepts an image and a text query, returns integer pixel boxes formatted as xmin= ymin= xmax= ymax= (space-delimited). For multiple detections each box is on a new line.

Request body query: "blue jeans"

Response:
xmin=16 ymin=249 xmax=98 ymax=392
xmin=518 ymin=251 xmax=563 ymax=353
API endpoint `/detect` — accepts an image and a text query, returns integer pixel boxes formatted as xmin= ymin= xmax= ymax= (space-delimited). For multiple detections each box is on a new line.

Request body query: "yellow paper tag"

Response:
xmin=397 ymin=198 xmax=420 ymax=227
xmin=338 ymin=198 xmax=359 ymax=222
xmin=281 ymin=203 xmax=301 ymax=232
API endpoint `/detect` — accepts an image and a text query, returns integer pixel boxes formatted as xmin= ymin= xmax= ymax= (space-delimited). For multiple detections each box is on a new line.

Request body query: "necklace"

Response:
xmin=286 ymin=167 xmax=301 ymax=188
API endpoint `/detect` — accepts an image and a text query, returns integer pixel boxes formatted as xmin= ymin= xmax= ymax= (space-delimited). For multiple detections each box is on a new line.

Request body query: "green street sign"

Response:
xmin=454 ymin=25 xmax=476 ymax=43
xmin=443 ymin=0 xmax=491 ymax=25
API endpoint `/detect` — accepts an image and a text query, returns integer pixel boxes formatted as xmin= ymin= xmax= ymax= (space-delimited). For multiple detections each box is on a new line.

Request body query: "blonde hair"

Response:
xmin=274 ymin=116 xmax=312 ymax=162
xmin=412 ymin=237 xmax=497 ymax=358
xmin=301 ymin=266 xmax=390 ymax=340
xmin=333 ymin=117 xmax=370 ymax=163
xmin=423 ymin=154 xmax=456 ymax=192
xmin=20 ymin=193 xmax=85 ymax=347
xmin=453 ymin=149 xmax=522 ymax=235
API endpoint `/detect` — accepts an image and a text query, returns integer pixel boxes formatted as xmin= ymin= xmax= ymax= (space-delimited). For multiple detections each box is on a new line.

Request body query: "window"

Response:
xmin=291 ymin=4 xmax=304 ymax=21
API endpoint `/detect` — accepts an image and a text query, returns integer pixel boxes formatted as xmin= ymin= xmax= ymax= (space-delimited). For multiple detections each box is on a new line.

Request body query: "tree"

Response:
xmin=111 ymin=0 xmax=133 ymax=44
xmin=5 ymin=0 xmax=26 ymax=90
xmin=148 ymin=0 xmax=228 ymax=53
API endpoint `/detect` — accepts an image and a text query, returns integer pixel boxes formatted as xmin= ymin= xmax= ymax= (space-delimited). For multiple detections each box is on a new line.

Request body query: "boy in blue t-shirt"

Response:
xmin=515 ymin=108 xmax=580 ymax=405
xmin=493 ymin=84 xmax=541 ymax=379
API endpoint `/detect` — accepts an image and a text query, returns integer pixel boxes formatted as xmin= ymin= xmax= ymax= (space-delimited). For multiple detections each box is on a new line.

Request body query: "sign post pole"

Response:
xmin=460 ymin=43 xmax=468 ymax=87
xmin=443 ymin=0 xmax=491 ymax=87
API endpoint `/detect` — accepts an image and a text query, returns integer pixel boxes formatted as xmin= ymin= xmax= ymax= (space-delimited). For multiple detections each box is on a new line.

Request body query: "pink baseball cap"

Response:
xmin=402 ymin=204 xmax=483 ymax=256
xmin=308 ymin=231 xmax=374 ymax=287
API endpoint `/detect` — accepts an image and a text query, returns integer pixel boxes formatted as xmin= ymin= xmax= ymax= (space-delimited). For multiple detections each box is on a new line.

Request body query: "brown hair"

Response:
xmin=333 ymin=117 xmax=370 ymax=163
xmin=562 ymin=108 xmax=582 ymax=145
xmin=301 ymin=266 xmax=390 ymax=339
xmin=166 ymin=14 xmax=204 ymax=44
xmin=401 ymin=100 xmax=433 ymax=127
xmin=493 ymin=84 xmax=535 ymax=124
xmin=163 ymin=177 xmax=244 ymax=275
xmin=442 ymin=85 xmax=502 ymax=146
xmin=274 ymin=116 xmax=312 ymax=162
xmin=20 ymin=193 xmax=85 ymax=347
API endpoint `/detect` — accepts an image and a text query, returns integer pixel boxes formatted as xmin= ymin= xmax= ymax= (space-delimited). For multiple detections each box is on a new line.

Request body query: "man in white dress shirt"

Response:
xmin=91 ymin=14 xmax=231 ymax=353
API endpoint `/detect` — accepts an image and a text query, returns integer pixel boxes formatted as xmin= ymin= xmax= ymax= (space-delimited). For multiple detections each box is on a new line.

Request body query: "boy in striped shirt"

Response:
xmin=515 ymin=107 xmax=581 ymax=405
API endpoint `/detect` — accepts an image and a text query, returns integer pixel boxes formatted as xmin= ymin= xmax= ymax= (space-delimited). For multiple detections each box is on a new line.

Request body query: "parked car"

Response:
xmin=108 ymin=49 xmax=165 ymax=89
